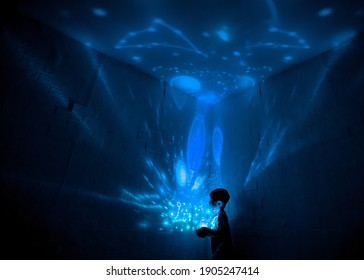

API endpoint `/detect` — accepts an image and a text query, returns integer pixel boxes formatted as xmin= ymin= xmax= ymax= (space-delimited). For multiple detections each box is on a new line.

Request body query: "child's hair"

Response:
xmin=210 ymin=188 xmax=230 ymax=205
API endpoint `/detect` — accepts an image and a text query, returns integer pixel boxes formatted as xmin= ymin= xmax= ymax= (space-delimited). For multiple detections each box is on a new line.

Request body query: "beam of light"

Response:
xmin=309 ymin=47 xmax=342 ymax=104
xmin=187 ymin=116 xmax=206 ymax=172
xmin=266 ymin=0 xmax=279 ymax=24
xmin=170 ymin=86 xmax=187 ymax=110
xmin=175 ymin=160 xmax=187 ymax=187
xmin=244 ymin=124 xmax=288 ymax=187
xmin=143 ymin=174 xmax=155 ymax=189
xmin=245 ymin=27 xmax=310 ymax=50
xmin=245 ymin=47 xmax=346 ymax=188
xmin=170 ymin=76 xmax=201 ymax=93
xmin=191 ymin=176 xmax=205 ymax=191
xmin=114 ymin=18 xmax=207 ymax=57
xmin=332 ymin=30 xmax=356 ymax=48
xmin=212 ymin=127 xmax=223 ymax=166
xmin=112 ymin=115 xmax=213 ymax=232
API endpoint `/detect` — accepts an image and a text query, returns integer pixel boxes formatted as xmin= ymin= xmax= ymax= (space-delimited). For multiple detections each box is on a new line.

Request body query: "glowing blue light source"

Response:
xmin=318 ymin=8 xmax=333 ymax=17
xmin=187 ymin=116 xmax=206 ymax=172
xmin=233 ymin=51 xmax=241 ymax=56
xmin=216 ymin=29 xmax=230 ymax=42
xmin=92 ymin=8 xmax=107 ymax=17
xmin=213 ymin=127 xmax=223 ymax=166
xmin=175 ymin=160 xmax=187 ymax=187
xmin=170 ymin=76 xmax=201 ymax=93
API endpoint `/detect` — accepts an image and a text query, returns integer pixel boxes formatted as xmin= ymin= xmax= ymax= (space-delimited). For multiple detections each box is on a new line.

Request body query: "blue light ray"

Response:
xmin=245 ymin=27 xmax=310 ymax=50
xmin=266 ymin=0 xmax=279 ymax=25
xmin=212 ymin=127 xmax=223 ymax=166
xmin=114 ymin=18 xmax=207 ymax=57
xmin=187 ymin=116 xmax=206 ymax=172
xmin=175 ymin=160 xmax=187 ymax=187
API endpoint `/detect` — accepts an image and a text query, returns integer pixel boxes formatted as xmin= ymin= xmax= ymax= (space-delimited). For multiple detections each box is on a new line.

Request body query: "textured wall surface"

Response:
xmin=215 ymin=31 xmax=364 ymax=259
xmin=1 ymin=13 xmax=212 ymax=260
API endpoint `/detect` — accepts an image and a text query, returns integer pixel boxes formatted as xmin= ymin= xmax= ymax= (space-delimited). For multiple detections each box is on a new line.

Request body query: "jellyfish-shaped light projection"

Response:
xmin=239 ymin=76 xmax=255 ymax=91
xmin=170 ymin=76 xmax=201 ymax=94
xmin=187 ymin=115 xmax=206 ymax=173
xmin=213 ymin=127 xmax=223 ymax=166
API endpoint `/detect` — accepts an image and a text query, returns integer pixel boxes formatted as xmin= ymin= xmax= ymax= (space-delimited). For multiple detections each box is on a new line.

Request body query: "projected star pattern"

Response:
xmin=17 ymin=0 xmax=364 ymax=104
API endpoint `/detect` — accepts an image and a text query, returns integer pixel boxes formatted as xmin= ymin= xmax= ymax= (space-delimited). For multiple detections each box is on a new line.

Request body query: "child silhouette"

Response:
xmin=196 ymin=188 xmax=232 ymax=259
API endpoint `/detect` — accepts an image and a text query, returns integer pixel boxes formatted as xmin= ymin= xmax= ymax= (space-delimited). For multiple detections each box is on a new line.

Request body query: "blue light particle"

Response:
xmin=213 ymin=127 xmax=223 ymax=166
xmin=318 ymin=8 xmax=333 ymax=17
xmin=92 ymin=8 xmax=107 ymax=17
xmin=132 ymin=56 xmax=142 ymax=63
xmin=216 ymin=29 xmax=230 ymax=42
xmin=233 ymin=51 xmax=241 ymax=56
xmin=283 ymin=56 xmax=293 ymax=62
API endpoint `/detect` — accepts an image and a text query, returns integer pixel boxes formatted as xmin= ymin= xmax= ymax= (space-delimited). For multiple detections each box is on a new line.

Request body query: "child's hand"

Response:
xmin=196 ymin=227 xmax=209 ymax=238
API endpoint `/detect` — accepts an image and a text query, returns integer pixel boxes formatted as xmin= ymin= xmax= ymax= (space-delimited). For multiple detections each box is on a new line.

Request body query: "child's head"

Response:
xmin=209 ymin=188 xmax=230 ymax=209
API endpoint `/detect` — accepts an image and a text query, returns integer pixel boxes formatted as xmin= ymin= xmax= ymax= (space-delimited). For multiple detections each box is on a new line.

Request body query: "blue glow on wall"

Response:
xmin=17 ymin=0 xmax=363 ymax=105
xmin=213 ymin=127 xmax=223 ymax=166
xmin=332 ymin=30 xmax=356 ymax=47
xmin=170 ymin=76 xmax=201 ymax=93
xmin=92 ymin=8 xmax=107 ymax=17
xmin=187 ymin=116 xmax=206 ymax=172
xmin=240 ymin=76 xmax=255 ymax=90
xmin=283 ymin=55 xmax=293 ymax=62
xmin=216 ymin=28 xmax=230 ymax=42
xmin=198 ymin=93 xmax=219 ymax=104
xmin=318 ymin=8 xmax=333 ymax=17
xmin=132 ymin=56 xmax=142 ymax=63
xmin=114 ymin=18 xmax=207 ymax=57
xmin=175 ymin=160 xmax=187 ymax=187
xmin=116 ymin=113 xmax=218 ymax=232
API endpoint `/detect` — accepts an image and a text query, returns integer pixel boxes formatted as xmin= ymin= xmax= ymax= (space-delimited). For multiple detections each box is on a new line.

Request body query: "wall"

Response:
xmin=0 ymin=13 xmax=213 ymax=260
xmin=214 ymin=30 xmax=364 ymax=259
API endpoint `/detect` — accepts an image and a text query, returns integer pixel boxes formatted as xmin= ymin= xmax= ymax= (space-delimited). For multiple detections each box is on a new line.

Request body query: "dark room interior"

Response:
xmin=1 ymin=0 xmax=364 ymax=260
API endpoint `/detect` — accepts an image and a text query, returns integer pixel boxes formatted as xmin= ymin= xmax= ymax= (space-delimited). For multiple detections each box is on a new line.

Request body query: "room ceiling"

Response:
xmin=16 ymin=0 xmax=364 ymax=104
